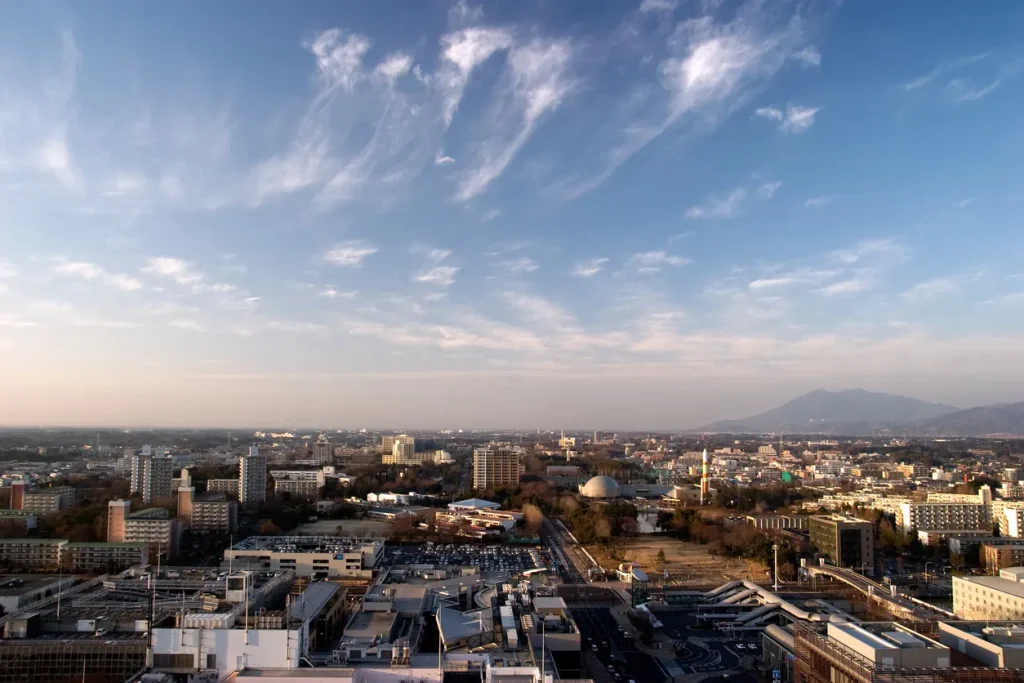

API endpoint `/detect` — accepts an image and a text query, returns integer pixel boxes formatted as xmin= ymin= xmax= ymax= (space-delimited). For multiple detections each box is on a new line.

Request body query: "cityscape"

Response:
xmin=2 ymin=2 xmax=1024 ymax=683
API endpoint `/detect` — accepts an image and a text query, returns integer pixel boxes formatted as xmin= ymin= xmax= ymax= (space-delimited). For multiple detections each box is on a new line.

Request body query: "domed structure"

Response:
xmin=580 ymin=475 xmax=620 ymax=499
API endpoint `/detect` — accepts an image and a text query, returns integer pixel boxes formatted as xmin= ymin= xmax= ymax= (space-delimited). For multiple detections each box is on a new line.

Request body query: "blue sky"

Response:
xmin=1 ymin=1 xmax=1023 ymax=429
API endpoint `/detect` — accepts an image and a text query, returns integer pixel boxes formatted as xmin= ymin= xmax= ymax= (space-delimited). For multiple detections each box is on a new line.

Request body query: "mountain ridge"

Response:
xmin=696 ymin=388 xmax=959 ymax=435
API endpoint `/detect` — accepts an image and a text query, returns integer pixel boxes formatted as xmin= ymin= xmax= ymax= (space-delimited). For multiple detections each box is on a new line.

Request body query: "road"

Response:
xmin=571 ymin=606 xmax=669 ymax=683
xmin=656 ymin=611 xmax=750 ymax=676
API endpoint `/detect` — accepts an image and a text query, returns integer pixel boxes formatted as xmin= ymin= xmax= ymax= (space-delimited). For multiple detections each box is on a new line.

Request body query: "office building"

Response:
xmin=223 ymin=536 xmax=383 ymax=579
xmin=809 ymin=514 xmax=874 ymax=570
xmin=954 ymin=568 xmax=1024 ymax=620
xmin=313 ymin=434 xmax=333 ymax=465
xmin=107 ymin=500 xmax=182 ymax=559
xmin=473 ymin=444 xmax=522 ymax=491
xmin=20 ymin=486 xmax=75 ymax=514
xmin=129 ymin=452 xmax=173 ymax=503
xmin=239 ymin=445 xmax=266 ymax=505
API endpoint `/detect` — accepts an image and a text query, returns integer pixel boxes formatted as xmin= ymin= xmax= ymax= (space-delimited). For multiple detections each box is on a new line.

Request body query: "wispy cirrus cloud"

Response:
xmin=455 ymin=38 xmax=577 ymax=201
xmin=415 ymin=266 xmax=459 ymax=287
xmin=143 ymin=257 xmax=204 ymax=284
xmin=572 ymin=257 xmax=609 ymax=278
xmin=629 ymin=250 xmax=690 ymax=273
xmin=903 ymin=52 xmax=989 ymax=91
xmin=804 ymin=195 xmax=832 ymax=208
xmin=320 ymin=287 xmax=358 ymax=299
xmin=902 ymin=277 xmax=961 ymax=303
xmin=54 ymin=260 xmax=143 ymax=291
xmin=949 ymin=78 xmax=1001 ymax=103
xmin=686 ymin=180 xmax=781 ymax=218
xmin=792 ymin=46 xmax=821 ymax=68
xmin=819 ymin=279 xmax=870 ymax=296
xmin=561 ymin=0 xmax=814 ymax=197
xmin=754 ymin=104 xmax=821 ymax=133
xmin=324 ymin=241 xmax=378 ymax=267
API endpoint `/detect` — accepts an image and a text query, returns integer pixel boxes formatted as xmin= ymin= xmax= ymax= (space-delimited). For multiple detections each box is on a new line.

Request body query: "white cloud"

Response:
xmin=320 ymin=288 xmax=358 ymax=299
xmin=748 ymin=277 xmax=795 ymax=290
xmin=420 ymin=247 xmax=452 ymax=262
xmin=437 ymin=27 xmax=514 ymax=127
xmin=415 ymin=266 xmax=459 ymax=287
xmin=481 ymin=209 xmax=501 ymax=223
xmin=953 ymin=78 xmax=1000 ymax=103
xmin=639 ymin=0 xmax=677 ymax=13
xmin=309 ymin=29 xmax=372 ymax=93
xmin=792 ymin=46 xmax=821 ymax=68
xmin=902 ymin=277 xmax=960 ymax=303
xmin=753 ymin=106 xmax=783 ymax=121
xmin=434 ymin=151 xmax=456 ymax=165
xmin=819 ymin=279 xmax=870 ymax=296
xmin=804 ymin=195 xmax=832 ymax=208
xmin=686 ymin=188 xmax=747 ymax=219
xmin=572 ymin=257 xmax=609 ymax=278
xmin=629 ymin=251 xmax=690 ymax=273
xmin=54 ymin=261 xmax=143 ymax=291
xmin=755 ymin=104 xmax=821 ymax=133
xmin=756 ymin=181 xmax=783 ymax=199
xmin=0 ymin=263 xmax=16 ymax=278
xmin=904 ymin=52 xmax=989 ymax=91
xmin=102 ymin=171 xmax=148 ymax=197
xmin=373 ymin=53 xmax=414 ymax=83
xmin=503 ymin=257 xmax=539 ymax=274
xmin=956 ymin=198 xmax=973 ymax=209
xmin=828 ymin=238 xmax=906 ymax=265
xmin=143 ymin=257 xmax=204 ymax=285
xmin=324 ymin=241 xmax=378 ymax=267
xmin=563 ymin=3 xmax=809 ymax=197
xmin=455 ymin=38 xmax=577 ymax=201
xmin=38 ymin=134 xmax=81 ymax=191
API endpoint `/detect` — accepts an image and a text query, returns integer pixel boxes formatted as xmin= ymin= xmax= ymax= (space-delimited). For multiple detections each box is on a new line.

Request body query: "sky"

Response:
xmin=1 ymin=1 xmax=1023 ymax=430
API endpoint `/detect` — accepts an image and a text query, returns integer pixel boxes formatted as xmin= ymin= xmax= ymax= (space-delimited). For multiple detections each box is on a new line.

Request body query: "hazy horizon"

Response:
xmin=2 ymin=2 xmax=1023 ymax=429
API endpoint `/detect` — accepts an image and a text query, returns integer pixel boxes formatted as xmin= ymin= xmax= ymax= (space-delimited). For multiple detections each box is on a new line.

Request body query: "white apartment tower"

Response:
xmin=473 ymin=444 xmax=523 ymax=491
xmin=313 ymin=434 xmax=332 ymax=466
xmin=239 ymin=446 xmax=267 ymax=505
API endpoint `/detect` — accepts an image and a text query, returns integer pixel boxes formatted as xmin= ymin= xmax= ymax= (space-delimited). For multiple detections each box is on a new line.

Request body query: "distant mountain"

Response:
xmin=909 ymin=401 xmax=1024 ymax=437
xmin=698 ymin=388 xmax=958 ymax=435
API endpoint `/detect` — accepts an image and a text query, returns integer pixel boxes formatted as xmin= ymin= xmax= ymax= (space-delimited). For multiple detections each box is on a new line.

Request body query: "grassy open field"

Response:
xmin=586 ymin=535 xmax=767 ymax=586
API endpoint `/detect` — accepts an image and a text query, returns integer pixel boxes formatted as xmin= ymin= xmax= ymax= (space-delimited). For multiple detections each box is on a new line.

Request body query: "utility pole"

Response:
xmin=773 ymin=543 xmax=780 ymax=591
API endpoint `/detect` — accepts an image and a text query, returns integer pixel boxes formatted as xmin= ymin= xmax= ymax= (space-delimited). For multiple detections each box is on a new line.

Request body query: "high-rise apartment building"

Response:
xmin=239 ymin=446 xmax=267 ymax=505
xmin=380 ymin=434 xmax=414 ymax=453
xmin=107 ymin=499 xmax=182 ymax=559
xmin=129 ymin=451 xmax=174 ymax=503
xmin=313 ymin=434 xmax=333 ymax=465
xmin=472 ymin=444 xmax=522 ymax=491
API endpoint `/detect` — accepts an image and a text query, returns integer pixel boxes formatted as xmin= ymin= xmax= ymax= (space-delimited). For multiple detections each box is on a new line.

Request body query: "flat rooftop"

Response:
xmin=0 ymin=575 xmax=66 ymax=596
xmin=290 ymin=582 xmax=341 ymax=622
xmin=956 ymin=575 xmax=1024 ymax=600
xmin=230 ymin=536 xmax=379 ymax=553
xmin=344 ymin=610 xmax=398 ymax=641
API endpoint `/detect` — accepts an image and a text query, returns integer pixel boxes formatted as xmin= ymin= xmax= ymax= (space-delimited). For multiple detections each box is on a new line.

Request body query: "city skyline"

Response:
xmin=2 ymin=2 xmax=1023 ymax=428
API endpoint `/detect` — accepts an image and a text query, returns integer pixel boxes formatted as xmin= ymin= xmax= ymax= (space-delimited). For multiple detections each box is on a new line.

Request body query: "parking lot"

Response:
xmin=384 ymin=543 xmax=548 ymax=573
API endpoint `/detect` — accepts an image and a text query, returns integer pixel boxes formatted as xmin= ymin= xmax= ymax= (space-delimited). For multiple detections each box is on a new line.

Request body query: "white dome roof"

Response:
xmin=581 ymin=475 xmax=620 ymax=498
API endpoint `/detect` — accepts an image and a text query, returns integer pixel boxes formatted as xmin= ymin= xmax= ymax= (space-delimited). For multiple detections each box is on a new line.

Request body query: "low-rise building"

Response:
xmin=20 ymin=486 xmax=76 ymax=514
xmin=62 ymin=542 xmax=149 ymax=572
xmin=0 ymin=574 xmax=74 ymax=613
xmin=275 ymin=478 xmax=320 ymax=500
xmin=954 ymin=568 xmax=1024 ymax=620
xmin=223 ymin=536 xmax=383 ymax=579
xmin=0 ymin=539 xmax=65 ymax=570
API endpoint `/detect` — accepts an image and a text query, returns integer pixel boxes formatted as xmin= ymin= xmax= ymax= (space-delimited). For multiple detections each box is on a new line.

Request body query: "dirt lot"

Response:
xmin=293 ymin=518 xmax=390 ymax=537
xmin=586 ymin=535 xmax=766 ymax=587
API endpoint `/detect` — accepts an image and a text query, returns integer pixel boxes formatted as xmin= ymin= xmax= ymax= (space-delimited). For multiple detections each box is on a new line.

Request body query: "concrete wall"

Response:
xmin=152 ymin=626 xmax=304 ymax=674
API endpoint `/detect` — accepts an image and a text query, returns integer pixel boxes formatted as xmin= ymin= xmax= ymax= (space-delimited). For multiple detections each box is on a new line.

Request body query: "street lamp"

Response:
xmin=924 ymin=561 xmax=934 ymax=585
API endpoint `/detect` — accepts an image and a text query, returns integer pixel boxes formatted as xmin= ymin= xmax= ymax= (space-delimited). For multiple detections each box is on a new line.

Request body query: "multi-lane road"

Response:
xmin=571 ymin=606 xmax=671 ymax=683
